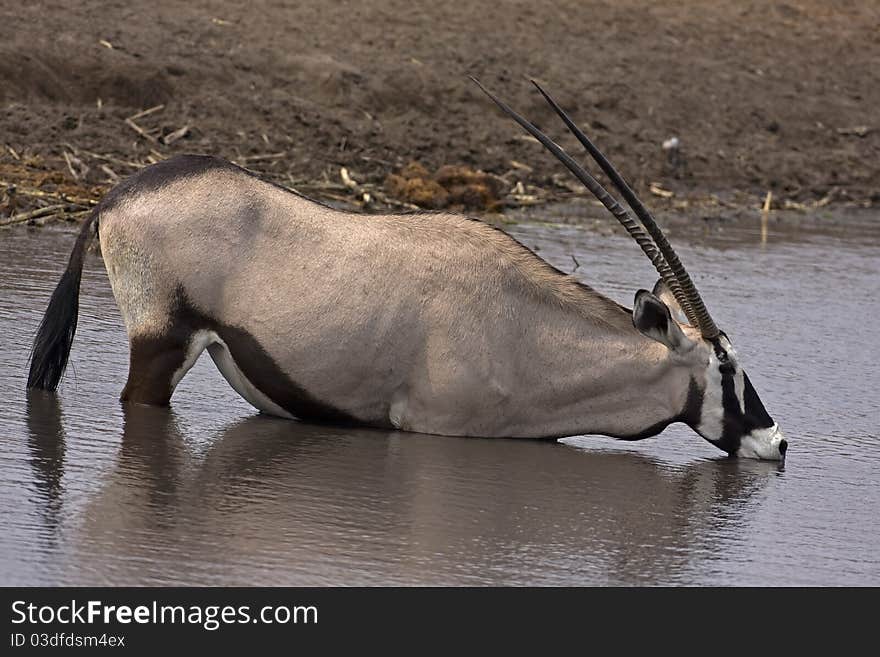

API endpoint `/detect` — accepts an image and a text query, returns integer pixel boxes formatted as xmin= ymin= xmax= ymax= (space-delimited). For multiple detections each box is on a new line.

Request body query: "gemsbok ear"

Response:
xmin=651 ymin=278 xmax=690 ymax=326
xmin=633 ymin=289 xmax=694 ymax=353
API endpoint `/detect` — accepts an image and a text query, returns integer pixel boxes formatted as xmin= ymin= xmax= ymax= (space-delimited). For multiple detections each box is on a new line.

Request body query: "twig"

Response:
xmin=0 ymin=181 xmax=98 ymax=207
xmin=507 ymin=195 xmax=547 ymax=207
xmin=570 ymin=254 xmax=581 ymax=273
xmin=359 ymin=155 xmax=395 ymax=166
xmin=75 ymin=149 xmax=145 ymax=169
xmin=127 ymin=104 xmax=165 ymax=121
xmin=62 ymin=209 xmax=92 ymax=222
xmin=318 ymin=192 xmax=361 ymax=206
xmin=367 ymin=189 xmax=420 ymax=210
xmin=100 ymin=164 xmax=120 ymax=183
xmin=0 ymin=204 xmax=66 ymax=227
xmin=238 ymin=152 xmax=287 ymax=163
xmin=762 ymin=190 xmax=773 ymax=214
xmin=62 ymin=151 xmax=78 ymax=180
xmin=836 ymin=125 xmax=870 ymax=138
xmin=162 ymin=125 xmax=189 ymax=145
xmin=63 ymin=151 xmax=87 ymax=181
xmin=761 ymin=190 xmax=772 ymax=246
xmin=649 ymin=182 xmax=674 ymax=199
xmin=294 ymin=181 xmax=350 ymax=192
xmin=340 ymin=167 xmax=358 ymax=189
xmin=125 ymin=118 xmax=158 ymax=143
xmin=509 ymin=159 xmax=534 ymax=173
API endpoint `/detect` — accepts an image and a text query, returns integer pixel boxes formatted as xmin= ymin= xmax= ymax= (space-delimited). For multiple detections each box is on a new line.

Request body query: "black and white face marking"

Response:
xmin=696 ymin=334 xmax=787 ymax=460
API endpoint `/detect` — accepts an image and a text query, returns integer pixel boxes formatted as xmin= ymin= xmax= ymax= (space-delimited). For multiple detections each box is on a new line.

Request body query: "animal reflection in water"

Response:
xmin=26 ymin=394 xmax=777 ymax=584
xmin=27 ymin=80 xmax=786 ymax=459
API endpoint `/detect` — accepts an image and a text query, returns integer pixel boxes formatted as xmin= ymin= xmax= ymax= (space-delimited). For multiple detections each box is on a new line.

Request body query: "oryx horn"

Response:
xmin=471 ymin=76 xmax=720 ymax=339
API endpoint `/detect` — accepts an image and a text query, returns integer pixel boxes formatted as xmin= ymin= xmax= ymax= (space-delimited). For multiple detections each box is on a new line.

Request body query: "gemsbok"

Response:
xmin=27 ymin=79 xmax=787 ymax=460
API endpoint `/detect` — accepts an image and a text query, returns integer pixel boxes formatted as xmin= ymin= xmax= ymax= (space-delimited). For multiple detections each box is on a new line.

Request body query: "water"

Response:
xmin=1 ymin=215 xmax=878 ymax=585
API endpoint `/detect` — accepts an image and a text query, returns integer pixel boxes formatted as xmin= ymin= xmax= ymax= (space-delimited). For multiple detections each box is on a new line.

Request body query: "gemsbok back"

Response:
xmin=27 ymin=79 xmax=787 ymax=460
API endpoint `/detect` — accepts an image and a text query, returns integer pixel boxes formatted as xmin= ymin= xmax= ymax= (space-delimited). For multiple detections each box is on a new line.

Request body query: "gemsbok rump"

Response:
xmin=27 ymin=79 xmax=787 ymax=460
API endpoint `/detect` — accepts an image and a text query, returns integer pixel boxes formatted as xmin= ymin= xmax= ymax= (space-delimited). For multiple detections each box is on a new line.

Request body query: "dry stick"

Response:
xmin=125 ymin=118 xmax=158 ymax=143
xmin=338 ymin=167 xmax=376 ymax=207
xmin=58 ymin=209 xmax=91 ymax=222
xmin=238 ymin=152 xmax=287 ymax=163
xmin=0 ymin=181 xmax=98 ymax=207
xmin=34 ymin=208 xmax=91 ymax=226
xmin=76 ymin=149 xmax=145 ymax=169
xmin=100 ymin=164 xmax=120 ymax=183
xmin=340 ymin=167 xmax=358 ymax=189
xmin=264 ymin=171 xmax=418 ymax=211
xmin=0 ymin=204 xmax=66 ymax=227
xmin=367 ymin=189 xmax=419 ymax=211
xmin=507 ymin=195 xmax=546 ymax=207
xmin=162 ymin=125 xmax=189 ymax=145
xmin=319 ymin=192 xmax=361 ymax=206
xmin=761 ymin=190 xmax=772 ymax=246
xmin=127 ymin=104 xmax=165 ymax=121
xmin=62 ymin=151 xmax=80 ymax=181
xmin=295 ymin=181 xmax=350 ymax=192
xmin=359 ymin=155 xmax=395 ymax=166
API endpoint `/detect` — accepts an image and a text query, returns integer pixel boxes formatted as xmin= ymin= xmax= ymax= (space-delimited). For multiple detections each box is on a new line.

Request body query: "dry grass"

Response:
xmin=0 ymin=99 xmax=867 ymax=229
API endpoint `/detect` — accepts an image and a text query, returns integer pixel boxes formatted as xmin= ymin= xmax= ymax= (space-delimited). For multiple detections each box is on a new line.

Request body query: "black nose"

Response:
xmin=779 ymin=439 xmax=788 ymax=456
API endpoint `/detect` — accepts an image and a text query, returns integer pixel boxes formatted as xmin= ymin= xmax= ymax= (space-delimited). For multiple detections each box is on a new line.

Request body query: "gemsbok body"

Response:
xmin=27 ymin=80 xmax=787 ymax=460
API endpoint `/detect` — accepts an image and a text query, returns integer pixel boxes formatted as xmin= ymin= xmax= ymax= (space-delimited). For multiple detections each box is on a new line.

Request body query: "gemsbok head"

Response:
xmin=472 ymin=78 xmax=787 ymax=459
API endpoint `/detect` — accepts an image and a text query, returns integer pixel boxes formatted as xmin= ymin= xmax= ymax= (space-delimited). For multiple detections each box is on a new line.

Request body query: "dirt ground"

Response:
xmin=1 ymin=0 xmax=878 ymax=221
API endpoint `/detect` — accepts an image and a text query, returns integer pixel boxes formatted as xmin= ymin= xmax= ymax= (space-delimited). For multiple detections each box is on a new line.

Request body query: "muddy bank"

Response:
xmin=1 ymin=1 xmax=878 ymax=220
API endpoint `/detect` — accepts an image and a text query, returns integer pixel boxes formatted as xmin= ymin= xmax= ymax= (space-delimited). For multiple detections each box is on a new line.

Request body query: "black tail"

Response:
xmin=27 ymin=211 xmax=99 ymax=391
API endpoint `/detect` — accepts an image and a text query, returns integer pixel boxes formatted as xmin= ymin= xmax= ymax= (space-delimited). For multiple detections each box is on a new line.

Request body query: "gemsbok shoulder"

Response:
xmin=27 ymin=79 xmax=787 ymax=460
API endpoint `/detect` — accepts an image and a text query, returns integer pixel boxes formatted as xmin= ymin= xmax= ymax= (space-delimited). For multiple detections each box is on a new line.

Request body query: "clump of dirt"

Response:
xmin=434 ymin=165 xmax=504 ymax=211
xmin=385 ymin=162 xmax=448 ymax=208
xmin=385 ymin=162 xmax=503 ymax=211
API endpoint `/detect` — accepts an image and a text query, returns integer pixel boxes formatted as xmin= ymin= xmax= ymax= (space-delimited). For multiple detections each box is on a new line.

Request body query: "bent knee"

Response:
xmin=121 ymin=329 xmax=216 ymax=405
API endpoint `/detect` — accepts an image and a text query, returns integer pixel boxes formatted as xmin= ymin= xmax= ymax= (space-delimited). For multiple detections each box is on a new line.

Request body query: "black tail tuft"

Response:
xmin=27 ymin=212 xmax=99 ymax=391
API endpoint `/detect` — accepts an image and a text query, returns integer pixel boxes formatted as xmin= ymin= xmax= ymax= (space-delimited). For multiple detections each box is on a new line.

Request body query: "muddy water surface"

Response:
xmin=1 ymin=216 xmax=878 ymax=585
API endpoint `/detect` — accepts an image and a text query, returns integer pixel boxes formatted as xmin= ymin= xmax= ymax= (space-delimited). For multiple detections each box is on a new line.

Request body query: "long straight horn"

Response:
xmin=529 ymin=79 xmax=719 ymax=339
xmin=530 ymin=80 xmax=695 ymax=327
xmin=471 ymin=77 xmax=687 ymax=320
